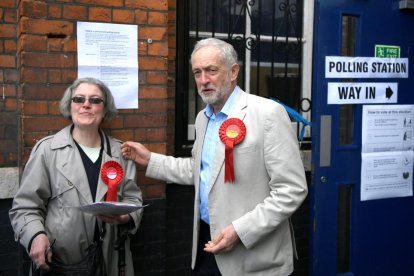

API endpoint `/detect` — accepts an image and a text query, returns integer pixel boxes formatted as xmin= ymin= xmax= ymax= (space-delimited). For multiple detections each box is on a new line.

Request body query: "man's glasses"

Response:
xmin=71 ymin=96 xmax=104 ymax=105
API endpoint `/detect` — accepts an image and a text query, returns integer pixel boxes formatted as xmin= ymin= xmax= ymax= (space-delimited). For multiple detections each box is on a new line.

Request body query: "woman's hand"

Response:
xmin=97 ymin=214 xmax=130 ymax=225
xmin=30 ymin=233 xmax=52 ymax=271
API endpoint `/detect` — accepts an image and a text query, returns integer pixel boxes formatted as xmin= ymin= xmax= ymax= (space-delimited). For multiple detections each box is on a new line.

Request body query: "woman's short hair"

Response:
xmin=191 ymin=38 xmax=238 ymax=69
xmin=59 ymin=77 xmax=118 ymax=121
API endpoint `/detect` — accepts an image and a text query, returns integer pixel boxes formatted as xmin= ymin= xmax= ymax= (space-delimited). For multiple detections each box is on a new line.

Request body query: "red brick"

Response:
xmin=49 ymin=101 xmax=61 ymax=115
xmin=0 ymin=139 xmax=16 ymax=152
xmin=61 ymin=69 xmax=77 ymax=82
xmin=169 ymin=0 xmax=176 ymax=9
xmin=19 ymin=0 xmax=47 ymax=18
xmin=117 ymin=109 xmax=135 ymax=115
xmin=139 ymin=99 xmax=167 ymax=113
xmin=138 ymin=41 xmax=148 ymax=55
xmin=146 ymin=128 xmax=166 ymax=142
xmin=89 ymin=7 xmax=111 ymax=22
xmin=113 ymin=9 xmax=135 ymax=23
xmin=22 ymin=83 xmax=67 ymax=100
xmin=23 ymin=131 xmax=50 ymax=147
xmin=168 ymin=39 xmax=176 ymax=58
xmin=21 ymin=68 xmax=47 ymax=83
xmin=139 ymin=26 xmax=167 ymax=41
xmin=138 ymin=71 xmax=147 ymax=84
xmin=124 ymin=114 xmax=167 ymax=128
xmin=48 ymin=69 xmax=62 ymax=83
xmin=4 ymin=39 xmax=16 ymax=52
xmin=147 ymin=71 xmax=168 ymax=85
xmin=0 ymin=0 xmax=16 ymax=8
xmin=0 ymin=54 xmax=15 ymax=67
xmin=4 ymin=98 xmax=17 ymax=110
xmin=110 ymin=129 xmax=134 ymax=142
xmin=135 ymin=10 xmax=147 ymax=24
xmin=148 ymin=11 xmax=167 ymax=25
xmin=63 ymin=5 xmax=87 ymax=20
xmin=23 ymin=116 xmax=68 ymax=132
xmin=132 ymin=128 xmax=147 ymax=142
xmin=23 ymin=100 xmax=48 ymax=115
xmin=146 ymin=143 xmax=166 ymax=153
xmin=47 ymin=38 xmax=64 ymax=51
xmin=168 ymin=9 xmax=176 ymax=23
xmin=76 ymin=0 xmax=123 ymax=7
xmin=167 ymin=83 xmax=175 ymax=98
xmin=19 ymin=18 xmax=73 ymax=36
xmin=21 ymin=52 xmax=75 ymax=68
xmin=125 ymin=0 xmax=167 ymax=10
xmin=48 ymin=4 xmax=62 ymax=18
xmin=139 ymin=86 xmax=168 ymax=99
xmin=101 ymin=116 xmax=123 ymax=129
xmin=4 ymin=68 xmax=18 ymax=82
xmin=148 ymin=41 xmax=168 ymax=57
xmin=62 ymin=37 xmax=76 ymax=52
xmin=19 ymin=34 xmax=47 ymax=52
xmin=139 ymin=57 xmax=168 ymax=70
xmin=4 ymin=8 xmax=17 ymax=23
xmin=1 ymin=84 xmax=16 ymax=97
xmin=0 ymin=24 xmax=16 ymax=38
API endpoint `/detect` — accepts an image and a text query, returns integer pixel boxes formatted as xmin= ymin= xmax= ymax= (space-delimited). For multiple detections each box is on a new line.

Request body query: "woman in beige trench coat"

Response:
xmin=9 ymin=78 xmax=143 ymax=275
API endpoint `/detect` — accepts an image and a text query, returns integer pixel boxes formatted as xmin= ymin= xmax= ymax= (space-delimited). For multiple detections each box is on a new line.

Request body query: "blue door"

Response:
xmin=311 ymin=1 xmax=414 ymax=275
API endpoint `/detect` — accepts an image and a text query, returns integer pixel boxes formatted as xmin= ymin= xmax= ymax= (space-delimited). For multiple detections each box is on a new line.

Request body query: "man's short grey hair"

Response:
xmin=59 ymin=77 xmax=118 ymax=121
xmin=191 ymin=38 xmax=238 ymax=69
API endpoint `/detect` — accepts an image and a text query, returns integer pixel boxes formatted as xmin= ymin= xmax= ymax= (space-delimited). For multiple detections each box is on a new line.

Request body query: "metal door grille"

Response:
xmin=176 ymin=0 xmax=305 ymax=155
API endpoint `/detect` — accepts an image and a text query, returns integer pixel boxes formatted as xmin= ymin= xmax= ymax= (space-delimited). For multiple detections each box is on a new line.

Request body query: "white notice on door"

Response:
xmin=361 ymin=105 xmax=414 ymax=201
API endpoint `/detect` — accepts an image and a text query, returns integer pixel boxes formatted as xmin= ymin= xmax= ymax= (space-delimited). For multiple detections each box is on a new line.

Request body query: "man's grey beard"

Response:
xmin=198 ymin=79 xmax=232 ymax=106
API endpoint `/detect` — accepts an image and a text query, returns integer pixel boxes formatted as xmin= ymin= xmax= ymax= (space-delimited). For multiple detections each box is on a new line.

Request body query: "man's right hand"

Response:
xmin=121 ymin=141 xmax=151 ymax=167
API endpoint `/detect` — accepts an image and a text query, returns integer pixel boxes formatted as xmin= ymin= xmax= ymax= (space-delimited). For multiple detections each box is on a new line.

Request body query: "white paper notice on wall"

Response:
xmin=77 ymin=21 xmax=139 ymax=109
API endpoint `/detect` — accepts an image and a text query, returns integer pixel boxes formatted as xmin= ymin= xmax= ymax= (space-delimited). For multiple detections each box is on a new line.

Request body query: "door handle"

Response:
xmin=320 ymin=115 xmax=331 ymax=167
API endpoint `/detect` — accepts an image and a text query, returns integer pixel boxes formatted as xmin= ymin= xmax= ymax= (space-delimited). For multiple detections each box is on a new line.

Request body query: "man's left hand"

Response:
xmin=204 ymin=224 xmax=240 ymax=254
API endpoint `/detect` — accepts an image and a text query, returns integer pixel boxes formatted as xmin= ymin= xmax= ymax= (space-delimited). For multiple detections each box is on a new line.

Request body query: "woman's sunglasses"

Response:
xmin=71 ymin=96 xmax=104 ymax=105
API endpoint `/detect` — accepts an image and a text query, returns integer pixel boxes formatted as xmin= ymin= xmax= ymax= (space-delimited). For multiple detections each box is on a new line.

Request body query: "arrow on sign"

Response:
xmin=385 ymin=86 xmax=393 ymax=99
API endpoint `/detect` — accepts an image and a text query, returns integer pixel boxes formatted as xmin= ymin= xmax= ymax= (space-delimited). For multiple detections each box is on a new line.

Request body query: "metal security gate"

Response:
xmin=175 ymin=0 xmax=311 ymax=156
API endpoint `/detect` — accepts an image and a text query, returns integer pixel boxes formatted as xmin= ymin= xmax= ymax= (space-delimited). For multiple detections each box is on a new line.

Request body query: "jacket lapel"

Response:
xmin=53 ymin=126 xmax=94 ymax=204
xmin=194 ymin=113 xmax=208 ymax=199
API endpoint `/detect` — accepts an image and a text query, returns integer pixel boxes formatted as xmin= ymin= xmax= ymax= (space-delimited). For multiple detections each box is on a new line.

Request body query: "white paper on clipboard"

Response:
xmin=75 ymin=202 xmax=147 ymax=216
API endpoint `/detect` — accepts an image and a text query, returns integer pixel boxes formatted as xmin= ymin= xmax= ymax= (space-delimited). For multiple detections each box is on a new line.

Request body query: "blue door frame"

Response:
xmin=311 ymin=1 xmax=414 ymax=275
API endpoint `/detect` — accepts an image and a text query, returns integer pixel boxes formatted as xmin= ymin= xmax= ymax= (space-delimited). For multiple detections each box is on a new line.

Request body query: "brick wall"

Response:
xmin=0 ymin=1 xmax=20 ymax=274
xmin=0 ymin=0 xmax=18 ymax=168
xmin=0 ymin=0 xmax=180 ymax=275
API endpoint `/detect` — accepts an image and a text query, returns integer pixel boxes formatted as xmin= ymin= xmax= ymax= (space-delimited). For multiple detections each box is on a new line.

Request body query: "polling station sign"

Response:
xmin=328 ymin=82 xmax=398 ymax=104
xmin=325 ymin=56 xmax=408 ymax=78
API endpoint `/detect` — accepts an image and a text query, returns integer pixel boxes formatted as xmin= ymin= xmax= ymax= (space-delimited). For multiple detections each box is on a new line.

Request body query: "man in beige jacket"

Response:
xmin=122 ymin=38 xmax=307 ymax=275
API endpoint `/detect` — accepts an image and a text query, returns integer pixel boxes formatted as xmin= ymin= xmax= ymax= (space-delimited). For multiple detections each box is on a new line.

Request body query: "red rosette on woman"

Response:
xmin=219 ymin=118 xmax=246 ymax=183
xmin=100 ymin=161 xmax=124 ymax=202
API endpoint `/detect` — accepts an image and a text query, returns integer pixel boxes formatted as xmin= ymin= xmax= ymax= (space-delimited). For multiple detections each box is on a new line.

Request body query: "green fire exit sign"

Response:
xmin=375 ymin=45 xmax=400 ymax=58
